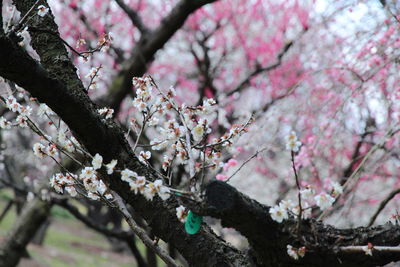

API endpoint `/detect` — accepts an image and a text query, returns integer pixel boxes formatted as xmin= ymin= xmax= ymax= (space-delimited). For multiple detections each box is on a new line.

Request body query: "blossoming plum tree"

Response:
xmin=0 ymin=0 xmax=400 ymax=266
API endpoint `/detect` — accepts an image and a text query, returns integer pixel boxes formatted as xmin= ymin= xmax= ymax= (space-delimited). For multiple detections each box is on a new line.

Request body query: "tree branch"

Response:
xmin=191 ymin=180 xmax=400 ymax=267
xmin=225 ymin=40 xmax=294 ymax=97
xmin=368 ymin=188 xmax=400 ymax=227
xmin=101 ymin=0 xmax=219 ymax=113
xmin=114 ymin=0 xmax=149 ymax=34
xmin=54 ymin=199 xmax=130 ymax=240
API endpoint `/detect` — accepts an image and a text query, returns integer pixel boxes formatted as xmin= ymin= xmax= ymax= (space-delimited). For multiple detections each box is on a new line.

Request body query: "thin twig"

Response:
xmin=112 ymin=193 xmax=179 ymax=267
xmin=291 ymin=151 xmax=303 ymax=233
xmin=368 ymin=188 xmax=400 ymax=227
xmin=226 ymin=146 xmax=269 ymax=182
xmin=339 ymin=245 xmax=400 ymax=253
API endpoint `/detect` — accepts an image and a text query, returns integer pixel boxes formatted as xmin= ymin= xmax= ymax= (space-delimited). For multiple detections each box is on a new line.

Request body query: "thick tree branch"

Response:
xmin=193 ymin=181 xmax=400 ymax=267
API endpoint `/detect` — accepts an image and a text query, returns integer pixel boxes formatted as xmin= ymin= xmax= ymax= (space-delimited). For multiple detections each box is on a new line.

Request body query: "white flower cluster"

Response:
xmin=285 ymin=131 xmax=302 ymax=152
xmin=80 ymin=167 xmax=111 ymax=200
xmin=139 ymin=151 xmax=151 ymax=164
xmin=269 ymin=199 xmax=310 ymax=223
xmin=130 ymin=76 xmax=249 ymax=174
xmin=97 ymin=107 xmax=114 ymax=119
xmin=4 ymin=96 xmax=32 ymax=128
xmin=287 ymin=245 xmax=306 ymax=260
xmin=49 ymin=153 xmax=115 ymax=200
xmin=120 ymin=168 xmax=170 ymax=201
xmin=50 ymin=173 xmax=77 ymax=196
xmin=33 ymin=142 xmax=59 ymax=158
xmin=2 ymin=97 xmax=58 ymax=130
xmin=270 ymin=182 xmax=343 ymax=223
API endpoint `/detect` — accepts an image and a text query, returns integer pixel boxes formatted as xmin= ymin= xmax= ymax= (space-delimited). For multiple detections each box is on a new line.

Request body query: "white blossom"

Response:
xmin=331 ymin=181 xmax=343 ymax=197
xmin=158 ymin=186 xmax=171 ymax=200
xmin=37 ymin=104 xmax=54 ymax=117
xmin=121 ymin=168 xmax=137 ymax=182
xmin=16 ymin=115 xmax=28 ymax=127
xmin=269 ymin=204 xmax=288 ymax=223
xmin=97 ymin=108 xmax=114 ymax=119
xmin=33 ymin=143 xmax=46 ymax=158
xmin=129 ymin=176 xmax=146 ymax=194
xmin=5 ymin=96 xmax=21 ymax=112
xmin=80 ymin=167 xmax=96 ymax=180
xmin=314 ymin=192 xmax=335 ymax=210
xmin=19 ymin=106 xmax=32 ymax=117
xmin=300 ymin=187 xmax=315 ymax=200
xmin=0 ymin=117 xmax=11 ymax=129
xmin=285 ymin=131 xmax=302 ymax=152
xmin=37 ymin=5 xmax=49 ymax=17
xmin=176 ymin=205 xmax=187 ymax=223
xmin=83 ymin=177 xmax=98 ymax=192
xmin=287 ymin=245 xmax=306 ymax=260
xmin=46 ymin=144 xmax=59 ymax=158
xmin=287 ymin=245 xmax=299 ymax=260
xmin=92 ymin=153 xmax=103 ymax=170
xmin=105 ymin=193 xmax=113 ymax=200
xmin=87 ymin=192 xmax=100 ymax=200
xmin=105 ymin=159 xmax=118 ymax=174
xmin=139 ymin=151 xmax=151 ymax=164
xmin=65 ymin=186 xmax=77 ymax=197
xmin=192 ymin=124 xmax=205 ymax=142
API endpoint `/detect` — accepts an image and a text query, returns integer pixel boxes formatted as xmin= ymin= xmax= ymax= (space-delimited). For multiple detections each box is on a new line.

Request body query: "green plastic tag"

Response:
xmin=185 ymin=210 xmax=202 ymax=235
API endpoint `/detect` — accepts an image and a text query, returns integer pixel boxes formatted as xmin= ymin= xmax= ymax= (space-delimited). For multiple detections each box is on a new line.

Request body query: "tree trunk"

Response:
xmin=0 ymin=198 xmax=51 ymax=267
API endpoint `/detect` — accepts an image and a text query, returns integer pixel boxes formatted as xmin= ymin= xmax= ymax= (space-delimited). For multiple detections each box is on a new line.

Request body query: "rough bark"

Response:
xmin=0 ymin=198 xmax=51 ymax=267
xmin=195 ymin=181 xmax=400 ymax=267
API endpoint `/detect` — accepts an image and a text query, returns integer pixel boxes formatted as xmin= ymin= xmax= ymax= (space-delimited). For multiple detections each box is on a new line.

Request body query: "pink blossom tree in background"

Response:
xmin=0 ymin=0 xmax=400 ymax=266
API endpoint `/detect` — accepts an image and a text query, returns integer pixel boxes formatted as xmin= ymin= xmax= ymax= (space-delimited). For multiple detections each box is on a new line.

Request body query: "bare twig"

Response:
xmin=368 ymin=188 xmax=400 ymax=227
xmin=291 ymin=151 xmax=302 ymax=233
xmin=339 ymin=245 xmax=400 ymax=254
xmin=112 ymin=193 xmax=179 ymax=267
xmin=114 ymin=0 xmax=149 ymax=34
xmin=226 ymin=146 xmax=269 ymax=182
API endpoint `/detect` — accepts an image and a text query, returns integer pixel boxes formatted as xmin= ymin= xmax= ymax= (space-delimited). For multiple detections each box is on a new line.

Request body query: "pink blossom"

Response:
xmin=216 ymin=174 xmax=228 ymax=181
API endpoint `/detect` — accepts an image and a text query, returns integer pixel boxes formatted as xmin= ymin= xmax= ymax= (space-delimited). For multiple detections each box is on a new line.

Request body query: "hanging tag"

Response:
xmin=185 ymin=210 xmax=203 ymax=235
